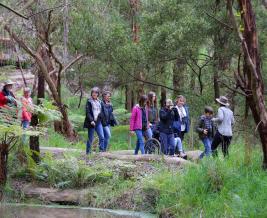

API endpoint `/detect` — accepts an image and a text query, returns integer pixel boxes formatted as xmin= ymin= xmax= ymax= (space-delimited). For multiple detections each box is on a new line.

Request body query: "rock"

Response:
xmin=186 ymin=150 xmax=202 ymax=161
xmin=22 ymin=185 xmax=90 ymax=205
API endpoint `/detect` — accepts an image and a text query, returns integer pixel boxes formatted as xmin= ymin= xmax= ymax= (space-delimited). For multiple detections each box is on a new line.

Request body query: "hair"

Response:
xmin=176 ymin=95 xmax=185 ymax=103
xmin=91 ymin=87 xmax=100 ymax=97
xmin=204 ymin=106 xmax=213 ymax=114
xmin=139 ymin=95 xmax=148 ymax=107
xmin=147 ymin=91 xmax=157 ymax=107
xmin=24 ymin=87 xmax=31 ymax=93
xmin=102 ymin=91 xmax=111 ymax=98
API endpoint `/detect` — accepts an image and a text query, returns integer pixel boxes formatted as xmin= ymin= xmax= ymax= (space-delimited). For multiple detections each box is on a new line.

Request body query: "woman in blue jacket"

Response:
xmin=101 ymin=91 xmax=117 ymax=151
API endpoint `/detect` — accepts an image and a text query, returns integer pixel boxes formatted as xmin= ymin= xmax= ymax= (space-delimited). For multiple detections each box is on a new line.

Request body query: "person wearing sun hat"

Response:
xmin=211 ymin=96 xmax=235 ymax=157
xmin=0 ymin=80 xmax=16 ymax=108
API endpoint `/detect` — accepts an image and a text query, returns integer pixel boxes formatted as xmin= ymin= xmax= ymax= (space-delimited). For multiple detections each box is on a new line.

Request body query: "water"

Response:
xmin=0 ymin=204 xmax=157 ymax=218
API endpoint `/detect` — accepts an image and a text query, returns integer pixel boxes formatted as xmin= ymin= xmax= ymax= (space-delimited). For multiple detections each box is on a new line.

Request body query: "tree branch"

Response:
xmin=204 ymin=11 xmax=233 ymax=30
xmin=0 ymin=3 xmax=28 ymax=20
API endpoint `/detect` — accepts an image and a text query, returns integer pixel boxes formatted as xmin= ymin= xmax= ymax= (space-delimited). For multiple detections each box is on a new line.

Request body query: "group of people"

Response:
xmin=0 ymin=80 xmax=234 ymax=159
xmin=128 ymin=92 xmax=234 ymax=158
xmin=83 ymin=87 xmax=117 ymax=154
xmin=129 ymin=93 xmax=190 ymax=157
xmin=0 ymin=80 xmax=33 ymax=136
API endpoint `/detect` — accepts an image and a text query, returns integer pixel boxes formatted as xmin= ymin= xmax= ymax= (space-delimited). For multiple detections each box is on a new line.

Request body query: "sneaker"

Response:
xmin=178 ymin=151 xmax=187 ymax=159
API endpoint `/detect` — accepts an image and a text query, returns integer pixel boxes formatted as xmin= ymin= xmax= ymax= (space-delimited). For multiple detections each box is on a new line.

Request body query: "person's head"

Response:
xmin=23 ymin=87 xmax=31 ymax=98
xmin=176 ymin=95 xmax=185 ymax=107
xmin=102 ymin=91 xmax=111 ymax=102
xmin=139 ymin=95 xmax=148 ymax=108
xmin=3 ymin=80 xmax=15 ymax=92
xmin=165 ymin=99 xmax=174 ymax=109
xmin=147 ymin=91 xmax=157 ymax=106
xmin=91 ymin=87 xmax=100 ymax=99
xmin=204 ymin=106 xmax=213 ymax=118
xmin=215 ymin=96 xmax=229 ymax=107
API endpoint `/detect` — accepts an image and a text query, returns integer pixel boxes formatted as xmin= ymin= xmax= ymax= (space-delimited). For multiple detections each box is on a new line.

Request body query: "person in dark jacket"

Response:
xmin=196 ymin=106 xmax=216 ymax=158
xmin=101 ymin=91 xmax=117 ymax=151
xmin=83 ymin=87 xmax=104 ymax=154
xmin=173 ymin=95 xmax=190 ymax=141
xmin=159 ymin=99 xmax=175 ymax=155
xmin=0 ymin=80 xmax=16 ymax=108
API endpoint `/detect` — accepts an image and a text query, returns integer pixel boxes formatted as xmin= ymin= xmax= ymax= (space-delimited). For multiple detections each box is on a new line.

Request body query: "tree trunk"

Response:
xmin=125 ymin=85 xmax=133 ymax=111
xmin=160 ymin=87 xmax=166 ymax=108
xmin=229 ymin=0 xmax=267 ymax=168
xmin=29 ymin=70 xmax=44 ymax=163
xmin=173 ymin=59 xmax=186 ymax=97
xmin=0 ymin=143 xmax=8 ymax=189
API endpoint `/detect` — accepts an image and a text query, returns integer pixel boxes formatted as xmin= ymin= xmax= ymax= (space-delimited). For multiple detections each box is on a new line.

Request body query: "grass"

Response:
xmin=41 ymin=125 xmax=135 ymax=151
xmin=146 ymin=144 xmax=267 ymax=217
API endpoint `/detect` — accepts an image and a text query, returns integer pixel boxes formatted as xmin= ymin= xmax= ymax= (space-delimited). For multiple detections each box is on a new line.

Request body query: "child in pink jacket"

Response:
xmin=130 ymin=95 xmax=152 ymax=154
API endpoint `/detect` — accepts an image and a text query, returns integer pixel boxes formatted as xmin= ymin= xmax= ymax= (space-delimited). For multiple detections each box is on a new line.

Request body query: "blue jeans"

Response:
xmin=103 ymin=125 xmax=111 ymax=151
xmin=174 ymin=137 xmax=183 ymax=152
xmin=160 ymin=133 xmax=175 ymax=155
xmin=134 ymin=130 xmax=145 ymax=155
xmin=200 ymin=137 xmax=212 ymax=159
xmin=144 ymin=128 xmax=153 ymax=139
xmin=22 ymin=120 xmax=30 ymax=144
xmin=86 ymin=122 xmax=105 ymax=154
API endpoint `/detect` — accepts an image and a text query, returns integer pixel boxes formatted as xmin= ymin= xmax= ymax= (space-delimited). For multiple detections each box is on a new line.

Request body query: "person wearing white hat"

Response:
xmin=211 ymin=96 xmax=235 ymax=157
xmin=0 ymin=80 xmax=16 ymax=108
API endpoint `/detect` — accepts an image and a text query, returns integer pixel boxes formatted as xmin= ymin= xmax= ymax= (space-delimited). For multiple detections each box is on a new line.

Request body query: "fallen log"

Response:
xmin=98 ymin=153 xmax=192 ymax=166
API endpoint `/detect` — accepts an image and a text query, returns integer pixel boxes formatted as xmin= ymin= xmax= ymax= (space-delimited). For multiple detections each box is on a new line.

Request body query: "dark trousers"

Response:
xmin=179 ymin=131 xmax=186 ymax=141
xmin=211 ymin=131 xmax=232 ymax=157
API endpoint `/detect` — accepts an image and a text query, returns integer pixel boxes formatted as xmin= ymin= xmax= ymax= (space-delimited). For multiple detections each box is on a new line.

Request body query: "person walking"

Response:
xmin=101 ymin=91 xmax=117 ymax=151
xmin=83 ymin=87 xmax=105 ymax=154
xmin=196 ymin=106 xmax=216 ymax=158
xmin=130 ymin=95 xmax=151 ymax=155
xmin=159 ymin=99 xmax=175 ymax=155
xmin=211 ymin=96 xmax=234 ymax=157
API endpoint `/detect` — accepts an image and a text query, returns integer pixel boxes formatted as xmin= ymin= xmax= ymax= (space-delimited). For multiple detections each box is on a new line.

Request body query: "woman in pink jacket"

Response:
xmin=130 ymin=95 xmax=152 ymax=154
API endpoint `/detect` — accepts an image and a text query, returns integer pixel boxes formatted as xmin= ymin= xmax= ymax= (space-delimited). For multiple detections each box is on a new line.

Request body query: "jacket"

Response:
xmin=129 ymin=104 xmax=149 ymax=131
xmin=159 ymin=107 xmax=175 ymax=134
xmin=195 ymin=115 xmax=216 ymax=139
xmin=101 ymin=101 xmax=117 ymax=127
xmin=83 ymin=98 xmax=103 ymax=129
xmin=172 ymin=105 xmax=190 ymax=133
xmin=0 ymin=89 xmax=16 ymax=108
xmin=213 ymin=106 xmax=234 ymax=136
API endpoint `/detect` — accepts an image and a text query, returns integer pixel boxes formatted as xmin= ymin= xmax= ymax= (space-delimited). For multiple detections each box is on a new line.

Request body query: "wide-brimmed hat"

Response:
xmin=3 ymin=80 xmax=15 ymax=86
xmin=216 ymin=96 xmax=229 ymax=106
xmin=166 ymin=99 xmax=174 ymax=107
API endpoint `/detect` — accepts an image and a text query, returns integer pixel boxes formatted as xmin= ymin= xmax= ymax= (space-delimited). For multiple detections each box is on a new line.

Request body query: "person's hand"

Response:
xmin=129 ymin=131 xmax=135 ymax=136
xmin=203 ymin=129 xmax=208 ymax=135
xmin=149 ymin=123 xmax=152 ymax=127
xmin=211 ymin=118 xmax=216 ymax=122
xmin=91 ymin=121 xmax=95 ymax=126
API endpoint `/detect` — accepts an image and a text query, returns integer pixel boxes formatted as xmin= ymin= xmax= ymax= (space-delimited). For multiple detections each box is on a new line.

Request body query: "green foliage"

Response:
xmin=147 ymin=145 xmax=267 ymax=217
xmin=29 ymin=153 xmax=113 ymax=189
